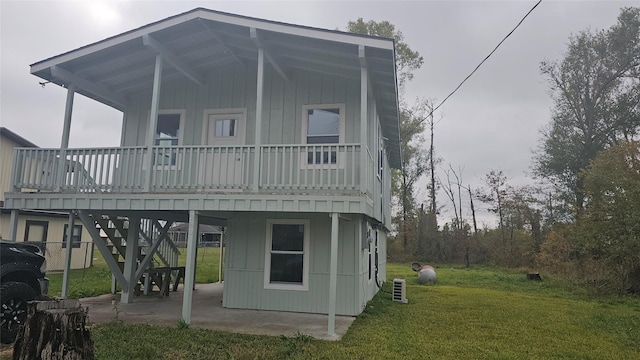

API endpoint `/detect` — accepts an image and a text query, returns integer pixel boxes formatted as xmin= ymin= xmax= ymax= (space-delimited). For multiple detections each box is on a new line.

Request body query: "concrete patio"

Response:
xmin=80 ymin=282 xmax=355 ymax=341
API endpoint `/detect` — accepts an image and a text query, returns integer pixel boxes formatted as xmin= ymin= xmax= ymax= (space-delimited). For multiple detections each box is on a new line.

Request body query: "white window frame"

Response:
xmin=201 ymin=108 xmax=247 ymax=146
xmin=300 ymin=104 xmax=346 ymax=169
xmin=264 ymin=219 xmax=310 ymax=291
xmin=148 ymin=109 xmax=186 ymax=169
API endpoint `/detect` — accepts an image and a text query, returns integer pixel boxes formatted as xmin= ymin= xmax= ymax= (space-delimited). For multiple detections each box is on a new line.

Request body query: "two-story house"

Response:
xmin=5 ymin=8 xmax=401 ymax=336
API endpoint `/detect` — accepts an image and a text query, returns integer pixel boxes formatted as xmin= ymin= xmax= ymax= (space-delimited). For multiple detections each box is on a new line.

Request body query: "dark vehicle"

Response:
xmin=1 ymin=241 xmax=49 ymax=343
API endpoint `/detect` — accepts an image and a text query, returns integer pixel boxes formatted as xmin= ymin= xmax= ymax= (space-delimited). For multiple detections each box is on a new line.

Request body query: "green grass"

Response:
xmin=13 ymin=260 xmax=640 ymax=359
xmin=47 ymin=247 xmax=222 ymax=298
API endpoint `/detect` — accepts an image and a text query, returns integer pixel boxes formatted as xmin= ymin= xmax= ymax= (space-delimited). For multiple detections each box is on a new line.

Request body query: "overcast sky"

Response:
xmin=1 ymin=0 xmax=636 ymax=225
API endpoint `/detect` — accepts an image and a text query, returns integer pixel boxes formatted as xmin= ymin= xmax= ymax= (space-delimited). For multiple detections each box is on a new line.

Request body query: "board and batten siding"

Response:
xmin=121 ymin=64 xmax=362 ymax=147
xmin=222 ymin=212 xmax=363 ymax=315
xmin=355 ymin=223 xmax=388 ymax=312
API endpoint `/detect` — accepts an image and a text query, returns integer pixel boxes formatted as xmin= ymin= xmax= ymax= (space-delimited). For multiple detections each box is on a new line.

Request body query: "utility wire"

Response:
xmin=403 ymin=0 xmax=543 ymax=141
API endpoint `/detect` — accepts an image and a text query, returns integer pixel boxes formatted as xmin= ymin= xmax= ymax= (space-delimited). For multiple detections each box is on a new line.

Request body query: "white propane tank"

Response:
xmin=411 ymin=262 xmax=437 ymax=284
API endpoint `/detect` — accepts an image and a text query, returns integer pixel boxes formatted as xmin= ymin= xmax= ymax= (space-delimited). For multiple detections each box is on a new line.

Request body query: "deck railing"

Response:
xmin=12 ymin=144 xmax=365 ymax=194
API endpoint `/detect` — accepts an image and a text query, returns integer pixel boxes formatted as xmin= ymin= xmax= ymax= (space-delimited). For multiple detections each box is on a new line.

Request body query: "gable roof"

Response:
xmin=0 ymin=127 xmax=38 ymax=148
xmin=29 ymin=8 xmax=402 ymax=168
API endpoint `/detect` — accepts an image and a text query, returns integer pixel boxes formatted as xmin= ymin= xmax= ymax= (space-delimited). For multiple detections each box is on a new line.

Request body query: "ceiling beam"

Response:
xmin=142 ymin=34 xmax=205 ymax=87
xmin=50 ymin=66 xmax=128 ymax=110
xmin=198 ymin=19 xmax=246 ymax=69
xmin=250 ymin=28 xmax=289 ymax=83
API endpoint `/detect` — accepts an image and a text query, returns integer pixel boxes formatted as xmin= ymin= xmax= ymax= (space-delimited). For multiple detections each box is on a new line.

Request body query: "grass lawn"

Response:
xmin=11 ymin=253 xmax=640 ymax=359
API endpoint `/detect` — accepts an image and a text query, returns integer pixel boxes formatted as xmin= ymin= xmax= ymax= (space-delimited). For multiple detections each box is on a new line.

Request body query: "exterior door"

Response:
xmin=201 ymin=109 xmax=246 ymax=188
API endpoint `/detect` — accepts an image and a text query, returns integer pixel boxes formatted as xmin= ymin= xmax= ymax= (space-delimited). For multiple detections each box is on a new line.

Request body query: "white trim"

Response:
xmin=301 ymin=103 xmax=346 ymax=169
xmin=201 ymin=108 xmax=247 ymax=146
xmin=264 ymin=219 xmax=310 ymax=291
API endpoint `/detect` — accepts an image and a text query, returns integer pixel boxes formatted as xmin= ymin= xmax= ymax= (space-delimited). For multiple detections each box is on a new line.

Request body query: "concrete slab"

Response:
xmin=80 ymin=283 xmax=355 ymax=341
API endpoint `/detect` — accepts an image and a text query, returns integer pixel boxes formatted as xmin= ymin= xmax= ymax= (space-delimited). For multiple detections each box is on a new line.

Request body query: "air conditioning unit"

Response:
xmin=392 ymin=278 xmax=407 ymax=303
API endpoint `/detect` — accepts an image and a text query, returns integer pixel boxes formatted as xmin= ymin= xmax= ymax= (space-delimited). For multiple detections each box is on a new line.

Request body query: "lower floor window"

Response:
xmin=264 ymin=219 xmax=309 ymax=290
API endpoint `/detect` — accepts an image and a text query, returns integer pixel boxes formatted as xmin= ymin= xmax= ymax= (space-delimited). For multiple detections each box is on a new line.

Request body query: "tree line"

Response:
xmin=348 ymin=7 xmax=640 ymax=295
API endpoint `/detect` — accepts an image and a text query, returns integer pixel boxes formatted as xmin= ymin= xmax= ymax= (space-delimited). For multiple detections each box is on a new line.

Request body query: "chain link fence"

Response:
xmin=26 ymin=241 xmax=94 ymax=272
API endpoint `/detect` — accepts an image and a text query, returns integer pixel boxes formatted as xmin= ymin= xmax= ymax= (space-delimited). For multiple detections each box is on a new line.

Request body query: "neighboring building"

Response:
xmin=4 ymin=8 xmax=401 ymax=335
xmin=168 ymin=223 xmax=222 ymax=247
xmin=0 ymin=127 xmax=93 ymax=271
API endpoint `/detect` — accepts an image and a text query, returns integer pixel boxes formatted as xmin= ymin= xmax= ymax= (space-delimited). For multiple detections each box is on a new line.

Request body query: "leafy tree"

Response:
xmin=347 ymin=18 xmax=424 ymax=89
xmin=579 ymin=141 xmax=640 ymax=293
xmin=477 ymin=170 xmax=509 ymax=241
xmin=391 ymin=106 xmax=428 ymax=250
xmin=533 ymin=7 xmax=640 ymax=213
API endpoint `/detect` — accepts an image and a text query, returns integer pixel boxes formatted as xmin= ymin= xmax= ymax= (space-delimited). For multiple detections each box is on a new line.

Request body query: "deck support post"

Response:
xmin=120 ymin=216 xmax=140 ymax=303
xmin=359 ymin=46 xmax=368 ymax=196
xmin=218 ymin=229 xmax=224 ymax=283
xmin=182 ymin=210 xmax=199 ymax=324
xmin=252 ymin=46 xmax=264 ymax=192
xmin=8 ymin=210 xmax=19 ymax=242
xmin=328 ymin=212 xmax=339 ymax=336
xmin=145 ymin=54 xmax=163 ymax=192
xmin=61 ymin=211 xmax=76 ymax=298
xmin=56 ymin=84 xmax=75 ymax=191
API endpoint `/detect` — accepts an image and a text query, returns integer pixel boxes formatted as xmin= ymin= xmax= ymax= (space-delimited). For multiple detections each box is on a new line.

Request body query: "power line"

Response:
xmin=403 ymin=0 xmax=543 ymax=140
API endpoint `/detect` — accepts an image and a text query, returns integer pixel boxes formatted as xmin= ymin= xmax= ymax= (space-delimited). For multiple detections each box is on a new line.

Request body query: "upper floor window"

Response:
xmin=155 ymin=113 xmax=181 ymax=146
xmin=153 ymin=111 xmax=184 ymax=166
xmin=202 ymin=109 xmax=246 ymax=146
xmin=378 ymin=135 xmax=385 ymax=180
xmin=302 ymin=104 xmax=345 ymax=165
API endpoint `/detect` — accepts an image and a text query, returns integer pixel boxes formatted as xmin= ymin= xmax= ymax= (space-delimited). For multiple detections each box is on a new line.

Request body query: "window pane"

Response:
xmin=214 ymin=119 xmax=236 ymax=137
xmin=307 ymin=109 xmax=339 ymax=136
xmin=270 ymin=254 xmax=303 ymax=283
xmin=271 ymin=224 xmax=304 ymax=251
xmin=27 ymin=225 xmax=45 ymax=242
xmin=156 ymin=114 xmax=180 ymax=139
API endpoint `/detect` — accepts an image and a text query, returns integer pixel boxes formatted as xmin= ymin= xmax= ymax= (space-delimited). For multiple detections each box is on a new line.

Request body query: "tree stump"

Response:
xmin=527 ymin=273 xmax=542 ymax=281
xmin=12 ymin=299 xmax=94 ymax=360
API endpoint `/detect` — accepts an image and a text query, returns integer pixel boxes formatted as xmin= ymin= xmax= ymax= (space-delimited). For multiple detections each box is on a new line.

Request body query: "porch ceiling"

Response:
xmin=30 ymin=7 xmax=401 ymax=168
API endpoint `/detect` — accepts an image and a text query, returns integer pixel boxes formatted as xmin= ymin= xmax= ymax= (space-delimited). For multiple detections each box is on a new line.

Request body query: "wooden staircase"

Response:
xmin=94 ymin=216 xmax=180 ymax=295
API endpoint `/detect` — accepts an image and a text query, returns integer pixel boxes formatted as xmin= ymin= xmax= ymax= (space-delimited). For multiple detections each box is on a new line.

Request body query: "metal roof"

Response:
xmin=30 ymin=8 xmax=402 ymax=168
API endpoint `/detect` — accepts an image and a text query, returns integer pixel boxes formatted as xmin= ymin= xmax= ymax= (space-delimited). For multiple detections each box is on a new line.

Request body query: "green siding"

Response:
xmin=222 ymin=213 xmax=362 ymax=315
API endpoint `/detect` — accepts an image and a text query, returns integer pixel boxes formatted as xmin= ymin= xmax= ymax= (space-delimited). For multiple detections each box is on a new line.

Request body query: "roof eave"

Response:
xmin=30 ymin=8 xmax=394 ymax=75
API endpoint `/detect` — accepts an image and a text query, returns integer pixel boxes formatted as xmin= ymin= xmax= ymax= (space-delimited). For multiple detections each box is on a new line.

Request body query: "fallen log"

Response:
xmin=12 ymin=299 xmax=94 ymax=360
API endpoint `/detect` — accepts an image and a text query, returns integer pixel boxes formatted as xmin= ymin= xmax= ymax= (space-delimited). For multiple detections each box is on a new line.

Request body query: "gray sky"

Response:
xmin=1 ymin=0 xmax=636 ymax=225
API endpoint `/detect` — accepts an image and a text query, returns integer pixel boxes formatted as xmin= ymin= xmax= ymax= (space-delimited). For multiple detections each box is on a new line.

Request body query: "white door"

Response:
xmin=201 ymin=109 xmax=246 ymax=188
